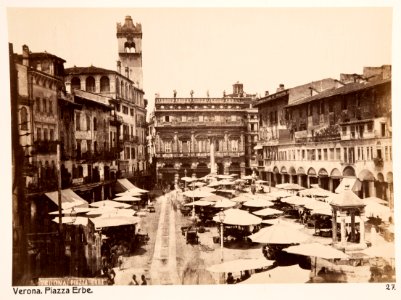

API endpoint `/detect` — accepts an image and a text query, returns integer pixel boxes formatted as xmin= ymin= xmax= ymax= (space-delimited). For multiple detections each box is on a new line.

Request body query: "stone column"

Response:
xmin=210 ymin=138 xmax=216 ymax=174
xmin=368 ymin=181 xmax=376 ymax=198
xmin=101 ymin=185 xmax=105 ymax=200
xmin=359 ymin=209 xmax=366 ymax=244
xmin=332 ymin=207 xmax=337 ymax=243
xmin=339 ymin=212 xmax=347 ymax=246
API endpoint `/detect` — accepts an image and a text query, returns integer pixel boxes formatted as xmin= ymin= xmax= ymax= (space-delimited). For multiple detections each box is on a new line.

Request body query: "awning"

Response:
xmin=335 ymin=177 xmax=361 ymax=193
xmin=45 ymin=189 xmax=89 ymax=210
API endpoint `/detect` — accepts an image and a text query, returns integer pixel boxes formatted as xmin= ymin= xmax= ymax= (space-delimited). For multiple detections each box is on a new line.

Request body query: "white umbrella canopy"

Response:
xmin=89 ymin=200 xmax=132 ymax=209
xmin=282 ymin=195 xmax=313 ymax=206
xmin=267 ymin=190 xmax=293 ymax=199
xmin=115 ymin=190 xmax=143 ymax=197
xmin=92 ymin=215 xmax=140 ymax=228
xmin=303 ymin=199 xmax=332 ymax=210
xmin=212 ymin=208 xmax=262 ymax=226
xmin=200 ymin=194 xmax=227 ymax=202
xmin=217 ymin=174 xmax=235 ymax=179
xmin=235 ymin=179 xmax=246 ymax=183
xmin=189 ymin=181 xmax=207 ymax=188
xmin=243 ymin=198 xmax=274 ymax=208
xmin=252 ymin=207 xmax=283 ymax=217
xmin=284 ymin=243 xmax=349 ymax=259
xmin=299 ymin=187 xmax=335 ymax=198
xmin=261 ymin=219 xmax=304 ymax=229
xmin=52 ymin=216 xmax=89 ymax=226
xmin=184 ymin=200 xmax=214 ymax=207
xmin=363 ymin=196 xmax=388 ymax=206
xmin=230 ymin=194 xmax=252 ymax=203
xmin=214 ymin=198 xmax=236 ymax=209
xmin=249 ymin=223 xmax=311 ymax=244
xmin=127 ymin=186 xmax=149 ymax=194
xmin=86 ymin=207 xmax=136 ymax=217
xmin=183 ymin=189 xmax=214 ymax=198
xmin=181 ymin=176 xmax=197 ymax=182
xmin=361 ymin=243 xmax=395 ymax=258
xmin=364 ymin=202 xmax=392 ymax=220
xmin=195 ymin=186 xmax=216 ymax=193
xmin=240 ymin=265 xmax=311 ymax=284
xmin=113 ymin=195 xmax=142 ymax=202
xmin=207 ymin=258 xmax=274 ymax=273
xmin=49 ymin=207 xmax=93 ymax=215
xmin=275 ymin=183 xmax=305 ymax=191
xmin=255 ymin=180 xmax=268 ymax=184
xmin=242 ymin=175 xmax=255 ymax=180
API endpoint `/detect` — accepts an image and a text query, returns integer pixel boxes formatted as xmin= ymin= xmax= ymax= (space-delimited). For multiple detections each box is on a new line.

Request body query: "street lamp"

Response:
xmin=218 ymin=210 xmax=225 ymax=263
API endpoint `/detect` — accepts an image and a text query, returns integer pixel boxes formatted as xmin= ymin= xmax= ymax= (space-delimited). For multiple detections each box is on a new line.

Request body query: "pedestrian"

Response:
xmin=226 ymin=272 xmax=235 ymax=284
xmin=129 ymin=274 xmax=139 ymax=285
xmin=117 ymin=255 xmax=123 ymax=270
xmin=141 ymin=274 xmax=147 ymax=285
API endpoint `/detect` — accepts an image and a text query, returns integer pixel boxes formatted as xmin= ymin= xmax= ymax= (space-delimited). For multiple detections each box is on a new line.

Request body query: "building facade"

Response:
xmin=153 ymin=83 xmax=258 ymax=185
xmin=255 ymin=65 xmax=393 ymax=207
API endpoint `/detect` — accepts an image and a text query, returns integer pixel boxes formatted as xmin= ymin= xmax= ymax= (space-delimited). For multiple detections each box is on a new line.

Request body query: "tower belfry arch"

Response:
xmin=116 ymin=15 xmax=143 ymax=88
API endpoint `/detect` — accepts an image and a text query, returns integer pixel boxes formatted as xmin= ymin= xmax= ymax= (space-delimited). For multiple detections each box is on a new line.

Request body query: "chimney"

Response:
xmin=117 ymin=61 xmax=121 ymax=73
xmin=22 ymin=45 xmax=29 ymax=66
xmin=265 ymin=91 xmax=269 ymax=97
xmin=276 ymin=84 xmax=285 ymax=93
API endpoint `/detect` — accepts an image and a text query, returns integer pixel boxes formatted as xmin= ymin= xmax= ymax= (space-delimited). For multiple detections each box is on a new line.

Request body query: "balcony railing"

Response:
xmin=156 ymin=151 xmax=245 ymax=158
xmin=32 ymin=140 xmax=58 ymax=155
xmin=156 ymin=120 xmax=246 ymax=127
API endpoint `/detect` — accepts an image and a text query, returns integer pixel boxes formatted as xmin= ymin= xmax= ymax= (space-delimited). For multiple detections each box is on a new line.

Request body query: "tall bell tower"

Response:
xmin=116 ymin=15 xmax=143 ymax=89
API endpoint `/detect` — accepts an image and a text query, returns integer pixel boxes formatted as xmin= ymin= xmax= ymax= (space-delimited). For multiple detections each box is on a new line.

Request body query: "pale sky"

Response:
xmin=6 ymin=7 xmax=392 ymax=116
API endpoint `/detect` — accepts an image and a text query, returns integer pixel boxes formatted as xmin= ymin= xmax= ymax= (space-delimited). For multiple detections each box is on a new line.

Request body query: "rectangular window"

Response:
xmin=231 ymin=140 xmax=238 ymax=152
xmin=381 ymin=123 xmax=386 ymax=137
xmin=342 ymin=126 xmax=347 ymax=136
xmin=231 ymin=115 xmax=236 ymax=122
xmin=336 ymin=148 xmax=341 ymax=160
xmin=323 ymin=149 xmax=328 ymax=160
xmin=123 ymin=106 xmax=128 ymax=114
xmin=367 ymin=147 xmax=370 ymax=160
xmin=86 ymin=115 xmax=91 ymax=131
xmin=199 ymin=115 xmax=203 ymax=122
xmin=165 ymin=115 xmax=170 ymax=122
xmin=37 ymin=128 xmax=41 ymax=141
xmin=49 ymin=129 xmax=54 ymax=141
xmin=329 ymin=148 xmax=334 ymax=160
xmin=87 ymin=140 xmax=91 ymax=153
xmin=130 ymin=108 xmax=134 ymax=116
xmin=344 ymin=147 xmax=348 ymax=162
xmin=350 ymin=126 xmax=355 ymax=139
xmin=182 ymin=115 xmax=187 ymax=122
xmin=385 ymin=146 xmax=388 ymax=161
xmin=42 ymin=98 xmax=47 ymax=113
xmin=76 ymin=112 xmax=81 ymax=131
xmin=367 ymin=122 xmax=373 ymax=132
xmin=165 ymin=141 xmax=171 ymax=153
xmin=317 ymin=149 xmax=322 ymax=160
xmin=49 ymin=100 xmax=53 ymax=115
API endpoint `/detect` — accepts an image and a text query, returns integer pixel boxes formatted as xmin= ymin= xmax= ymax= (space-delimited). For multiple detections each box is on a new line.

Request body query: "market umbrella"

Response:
xmin=299 ymin=187 xmax=335 ymax=198
xmin=261 ymin=219 xmax=304 ymax=229
xmin=86 ymin=207 xmax=136 ymax=217
xmin=282 ymin=195 xmax=313 ymax=206
xmin=240 ymin=265 xmax=311 ymax=284
xmin=212 ymin=208 xmax=262 ymax=226
xmin=183 ymin=189 xmax=214 ymax=198
xmin=91 ymin=215 xmax=140 ymax=229
xmin=127 ymin=186 xmax=149 ymax=193
xmin=252 ymin=207 xmax=283 ymax=217
xmin=200 ymin=194 xmax=227 ymax=202
xmin=113 ymin=195 xmax=142 ymax=202
xmin=363 ymin=196 xmax=388 ymax=206
xmin=255 ymin=180 xmax=268 ymax=184
xmin=48 ymin=207 xmax=93 ymax=215
xmin=217 ymin=174 xmax=235 ymax=179
xmin=52 ymin=216 xmax=89 ymax=226
xmin=235 ymin=179 xmax=246 ymax=183
xmin=189 ymin=181 xmax=207 ymax=188
xmin=243 ymin=198 xmax=274 ymax=208
xmin=195 ymin=186 xmax=216 ymax=193
xmin=115 ymin=190 xmax=143 ymax=197
xmin=214 ymin=198 xmax=236 ymax=209
xmin=303 ymin=199 xmax=332 ymax=211
xmin=248 ymin=223 xmax=311 ymax=244
xmin=230 ymin=194 xmax=252 ymax=203
xmin=242 ymin=175 xmax=254 ymax=180
xmin=364 ymin=202 xmax=392 ymax=221
xmin=284 ymin=243 xmax=349 ymax=260
xmin=267 ymin=190 xmax=293 ymax=199
xmin=181 ymin=176 xmax=197 ymax=182
xmin=361 ymin=243 xmax=395 ymax=259
xmin=275 ymin=183 xmax=305 ymax=191
xmin=184 ymin=200 xmax=214 ymax=207
xmin=90 ymin=200 xmax=132 ymax=208
xmin=206 ymin=258 xmax=274 ymax=273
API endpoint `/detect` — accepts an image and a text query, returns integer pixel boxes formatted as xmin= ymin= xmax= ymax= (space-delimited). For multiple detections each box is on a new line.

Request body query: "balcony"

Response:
xmin=32 ymin=140 xmax=58 ymax=155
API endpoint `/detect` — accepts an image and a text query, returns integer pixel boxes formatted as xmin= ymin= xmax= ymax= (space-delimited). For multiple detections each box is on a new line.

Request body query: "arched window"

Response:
xmin=20 ymin=107 xmax=28 ymax=130
xmin=71 ymin=77 xmax=81 ymax=90
xmin=100 ymin=76 xmax=110 ymax=92
xmin=86 ymin=76 xmax=95 ymax=92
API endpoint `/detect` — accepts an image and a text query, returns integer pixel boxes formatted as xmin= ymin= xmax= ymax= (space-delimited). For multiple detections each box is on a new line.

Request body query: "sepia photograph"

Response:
xmin=1 ymin=1 xmax=400 ymax=299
